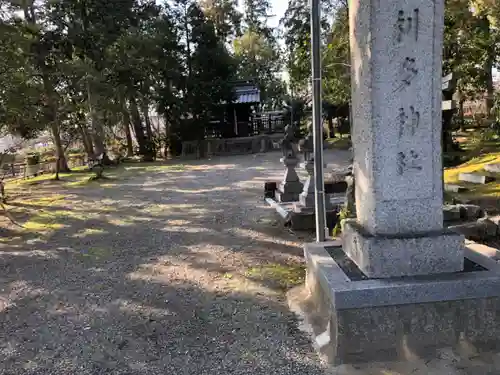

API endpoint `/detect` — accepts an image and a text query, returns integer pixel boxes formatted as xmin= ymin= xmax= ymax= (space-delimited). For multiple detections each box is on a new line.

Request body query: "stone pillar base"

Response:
xmin=342 ymin=219 xmax=465 ymax=278
xmin=288 ymin=240 xmax=500 ymax=365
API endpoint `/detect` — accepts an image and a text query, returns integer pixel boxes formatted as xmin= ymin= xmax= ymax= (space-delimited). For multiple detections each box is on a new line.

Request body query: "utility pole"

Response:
xmin=311 ymin=0 xmax=327 ymax=241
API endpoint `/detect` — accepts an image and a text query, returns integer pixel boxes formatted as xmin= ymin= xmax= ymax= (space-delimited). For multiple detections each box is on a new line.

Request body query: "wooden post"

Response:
xmin=234 ymin=108 xmax=238 ymax=136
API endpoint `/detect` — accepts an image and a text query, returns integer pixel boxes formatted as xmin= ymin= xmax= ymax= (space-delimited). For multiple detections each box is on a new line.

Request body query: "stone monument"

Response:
xmin=342 ymin=0 xmax=463 ymax=277
xmin=275 ymin=124 xmax=303 ymax=202
xmin=291 ymin=0 xmax=500 ymax=365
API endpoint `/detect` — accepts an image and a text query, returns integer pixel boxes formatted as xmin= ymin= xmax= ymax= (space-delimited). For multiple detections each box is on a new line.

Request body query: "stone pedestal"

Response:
xmin=294 ymin=160 xmax=331 ymax=213
xmin=288 ymin=159 xmax=340 ymax=230
xmin=275 ymin=157 xmax=303 ymax=203
xmin=342 ymin=220 xmax=464 ymax=277
xmin=291 ymin=240 xmax=500 ymax=365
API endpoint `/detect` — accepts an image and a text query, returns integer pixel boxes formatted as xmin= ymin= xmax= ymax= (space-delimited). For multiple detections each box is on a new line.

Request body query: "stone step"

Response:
xmin=443 ymin=204 xmax=484 ymax=222
xmin=465 ymin=240 xmax=500 ymax=261
xmin=448 ymin=217 xmax=499 ymax=241
xmin=458 ymin=172 xmax=495 ymax=184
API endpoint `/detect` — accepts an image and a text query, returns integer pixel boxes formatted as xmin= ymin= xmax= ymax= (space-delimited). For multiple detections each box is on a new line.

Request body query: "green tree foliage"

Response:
xmin=0 ymin=0 xmax=286 ymax=162
xmin=281 ymin=0 xmax=333 ymax=97
xmin=323 ymin=3 xmax=350 ymax=105
xmin=233 ymin=30 xmax=281 ymax=100
xmin=0 ymin=18 xmax=44 ymax=138
xmin=199 ymin=0 xmax=241 ymax=42
xmin=233 ymin=0 xmax=283 ymax=104
xmin=443 ymin=0 xmax=500 ymax=119
xmin=184 ymin=3 xmax=235 ymax=140
xmin=244 ymin=0 xmax=271 ymax=37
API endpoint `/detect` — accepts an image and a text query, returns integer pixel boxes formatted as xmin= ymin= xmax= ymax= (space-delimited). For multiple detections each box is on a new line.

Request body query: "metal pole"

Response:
xmin=311 ymin=0 xmax=327 ymax=242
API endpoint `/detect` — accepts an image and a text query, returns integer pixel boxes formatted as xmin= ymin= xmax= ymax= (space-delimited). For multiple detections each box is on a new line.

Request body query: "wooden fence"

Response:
xmin=181 ymin=134 xmax=283 ymax=159
xmin=1 ymin=156 xmax=87 ymax=182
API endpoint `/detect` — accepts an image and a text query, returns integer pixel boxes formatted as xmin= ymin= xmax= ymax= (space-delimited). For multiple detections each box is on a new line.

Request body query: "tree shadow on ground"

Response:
xmin=0 ymin=151 xmax=353 ymax=374
xmin=0 ymin=259 xmax=323 ymax=374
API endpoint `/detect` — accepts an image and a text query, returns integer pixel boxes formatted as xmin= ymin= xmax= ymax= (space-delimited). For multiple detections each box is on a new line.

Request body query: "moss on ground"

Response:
xmin=444 ymin=152 xmax=500 ymax=185
xmin=245 ymin=263 xmax=305 ymax=290
xmin=444 ymin=150 xmax=500 ymax=212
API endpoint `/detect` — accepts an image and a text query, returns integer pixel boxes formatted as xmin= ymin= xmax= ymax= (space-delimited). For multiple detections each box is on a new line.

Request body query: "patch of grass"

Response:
xmin=457 ymin=130 xmax=500 ymax=155
xmin=23 ymin=211 xmax=67 ymax=233
xmin=64 ymin=174 xmax=107 ymax=187
xmin=123 ymin=163 xmax=186 ymax=173
xmin=11 ymin=194 xmax=66 ymax=207
xmin=8 ymin=173 xmax=67 ymax=185
xmin=444 ymin=152 xmax=500 ymax=184
xmin=72 ymin=228 xmax=107 ymax=238
xmin=245 ymin=263 xmax=305 ymax=290
xmin=77 ymin=246 xmax=111 ymax=261
xmin=106 ymin=216 xmax=135 ymax=226
xmin=144 ymin=164 xmax=186 ymax=172
xmin=141 ymin=204 xmax=172 ymax=215
xmin=444 ymin=151 xmax=500 ymax=212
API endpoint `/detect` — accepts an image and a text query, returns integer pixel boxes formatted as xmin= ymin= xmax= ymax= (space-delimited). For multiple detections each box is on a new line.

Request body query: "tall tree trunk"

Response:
xmin=90 ymin=115 xmax=106 ymax=156
xmin=141 ymin=101 xmax=155 ymax=158
xmin=184 ymin=5 xmax=192 ymax=81
xmin=79 ymin=124 xmax=94 ymax=158
xmin=123 ymin=112 xmax=134 ymax=157
xmin=87 ymin=78 xmax=106 ymax=156
xmin=141 ymin=101 xmax=154 ymax=141
xmin=119 ymin=92 xmax=134 ymax=157
xmin=458 ymin=98 xmax=465 ymax=131
xmin=129 ymin=94 xmax=150 ymax=159
xmin=480 ymin=16 xmax=494 ymax=117
xmin=42 ymin=75 xmax=70 ymax=173
xmin=50 ymin=122 xmax=70 ymax=173
xmin=485 ymin=61 xmax=494 ymax=118
xmin=164 ymin=111 xmax=172 ymax=158
xmin=327 ymin=115 xmax=335 ymax=138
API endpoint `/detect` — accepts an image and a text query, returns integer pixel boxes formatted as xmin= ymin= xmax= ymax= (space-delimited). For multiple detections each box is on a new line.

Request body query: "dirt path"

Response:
xmin=4 ymin=150 xmax=497 ymax=374
xmin=0 ymin=151 xmax=350 ymax=375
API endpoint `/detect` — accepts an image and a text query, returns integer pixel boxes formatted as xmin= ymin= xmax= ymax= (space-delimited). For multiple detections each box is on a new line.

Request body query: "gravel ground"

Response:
xmin=0 ymin=151 xmax=350 ymax=375
xmin=2 ymin=149 xmax=500 ymax=375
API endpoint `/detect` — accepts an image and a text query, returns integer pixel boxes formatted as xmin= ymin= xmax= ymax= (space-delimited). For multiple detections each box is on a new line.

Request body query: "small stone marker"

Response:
xmin=444 ymin=183 xmax=466 ymax=193
xmin=484 ymin=163 xmax=500 ymax=173
xmin=459 ymin=172 xmax=494 ymax=184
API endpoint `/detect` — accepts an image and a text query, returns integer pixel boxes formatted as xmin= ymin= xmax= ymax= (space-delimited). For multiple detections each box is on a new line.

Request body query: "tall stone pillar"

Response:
xmin=343 ymin=0 xmax=463 ymax=277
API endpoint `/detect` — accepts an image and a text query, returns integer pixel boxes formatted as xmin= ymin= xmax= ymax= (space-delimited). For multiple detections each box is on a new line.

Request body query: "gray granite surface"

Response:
xmin=305 ymin=240 xmax=500 ymax=310
xmin=350 ymin=0 xmax=444 ymax=235
xmin=297 ymin=240 xmax=500 ymax=364
xmin=342 ymin=219 xmax=464 ymax=277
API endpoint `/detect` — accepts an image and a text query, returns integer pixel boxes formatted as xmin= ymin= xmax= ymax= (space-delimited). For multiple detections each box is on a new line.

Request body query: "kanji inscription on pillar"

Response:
xmin=376 ymin=0 xmax=437 ymax=201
